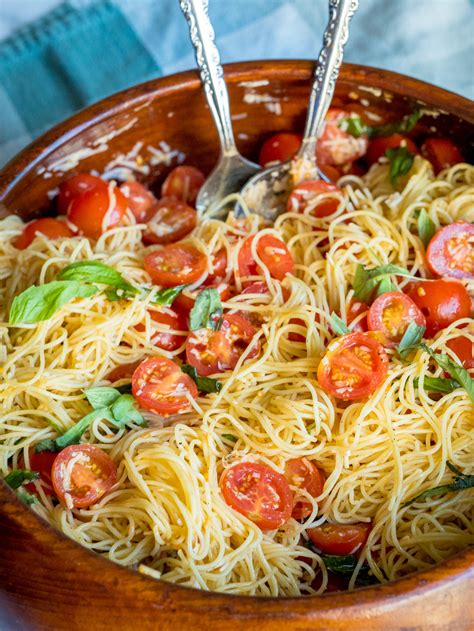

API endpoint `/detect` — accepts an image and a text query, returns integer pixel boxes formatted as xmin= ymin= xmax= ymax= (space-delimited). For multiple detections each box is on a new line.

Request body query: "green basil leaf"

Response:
xmin=319 ymin=553 xmax=380 ymax=586
xmin=115 ymin=382 xmax=133 ymax=394
xmin=339 ymin=116 xmax=368 ymax=138
xmin=366 ymin=264 xmax=413 ymax=281
xmin=35 ymin=439 xmax=58 ymax=453
xmin=16 ymin=488 xmax=39 ymax=505
xmin=417 ymin=209 xmax=436 ymax=249
xmin=9 ymin=281 xmax=99 ymax=325
xmin=189 ymin=288 xmax=223 ymax=331
xmin=84 ymin=386 xmax=121 ymax=410
xmin=402 ymin=461 xmax=474 ymax=507
xmin=371 ymin=110 xmax=422 ymax=138
xmin=4 ymin=469 xmax=39 ymax=490
xmin=104 ymin=288 xmax=128 ymax=302
xmin=222 ymin=434 xmax=238 ymax=443
xmin=375 ymin=276 xmax=398 ymax=296
xmin=352 ymin=264 xmax=378 ymax=303
xmin=397 ymin=322 xmax=426 ymax=359
xmin=150 ymin=284 xmax=188 ymax=307
xmin=414 ymin=376 xmax=460 ymax=394
xmin=110 ymin=394 xmax=145 ymax=427
xmin=181 ymin=363 xmax=222 ymax=393
xmin=58 ymin=261 xmax=138 ymax=293
xmin=329 ymin=313 xmax=350 ymax=336
xmin=421 ymin=344 xmax=474 ymax=403
xmin=55 ymin=408 xmax=114 ymax=450
xmin=386 ymin=146 xmax=415 ymax=186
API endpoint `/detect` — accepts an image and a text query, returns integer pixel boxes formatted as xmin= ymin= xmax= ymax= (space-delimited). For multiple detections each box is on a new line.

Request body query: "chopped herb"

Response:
xmin=16 ymin=488 xmax=39 ymax=505
xmin=339 ymin=116 xmax=368 ymax=138
xmin=403 ymin=461 xmax=474 ymax=507
xmin=329 ymin=312 xmax=350 ymax=336
xmin=222 ymin=434 xmax=238 ymax=443
xmin=320 ymin=554 xmax=380 ymax=585
xmin=352 ymin=263 xmax=413 ymax=302
xmin=386 ymin=146 xmax=415 ymax=186
xmin=417 ymin=209 xmax=436 ymax=249
xmin=84 ymin=386 xmax=122 ymax=409
xmin=150 ymin=284 xmax=188 ymax=307
xmin=189 ymin=288 xmax=223 ymax=331
xmin=57 ymin=260 xmax=139 ymax=294
xmin=375 ymin=276 xmax=398 ymax=296
xmin=110 ymin=394 xmax=145 ymax=427
xmin=370 ymin=110 xmax=422 ymax=138
xmin=181 ymin=363 xmax=222 ymax=393
xmin=4 ymin=469 xmax=39 ymax=489
xmin=414 ymin=376 xmax=460 ymax=395
xmin=366 ymin=264 xmax=414 ymax=280
xmin=421 ymin=343 xmax=474 ymax=403
xmin=353 ymin=264 xmax=379 ymax=303
xmin=397 ymin=322 xmax=425 ymax=359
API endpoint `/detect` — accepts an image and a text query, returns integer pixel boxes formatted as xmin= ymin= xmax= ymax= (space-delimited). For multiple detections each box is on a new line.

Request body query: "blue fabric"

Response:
xmin=0 ymin=0 xmax=473 ymax=167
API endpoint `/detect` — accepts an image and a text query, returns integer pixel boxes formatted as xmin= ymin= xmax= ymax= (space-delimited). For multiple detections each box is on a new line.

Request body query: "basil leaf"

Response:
xmin=84 ymin=386 xmax=121 ymax=410
xmin=402 ymin=461 xmax=474 ymax=507
xmin=339 ymin=116 xmax=368 ymax=138
xmin=421 ymin=343 xmax=474 ymax=403
xmin=16 ymin=488 xmax=39 ymax=505
xmin=104 ymin=288 xmax=128 ymax=302
xmin=352 ymin=264 xmax=378 ymax=303
xmin=57 ymin=408 xmax=114 ymax=449
xmin=414 ymin=376 xmax=460 ymax=394
xmin=35 ymin=439 xmax=58 ymax=453
xmin=116 ymin=382 xmax=133 ymax=394
xmin=189 ymin=288 xmax=222 ymax=331
xmin=417 ymin=209 xmax=436 ymax=249
xmin=150 ymin=284 xmax=188 ymax=307
xmin=371 ymin=110 xmax=422 ymax=138
xmin=58 ymin=261 xmax=138 ymax=293
xmin=366 ymin=264 xmax=413 ymax=281
xmin=329 ymin=313 xmax=350 ymax=336
xmin=375 ymin=276 xmax=398 ymax=296
xmin=397 ymin=322 xmax=426 ymax=359
xmin=110 ymin=394 xmax=145 ymax=427
xmin=352 ymin=264 xmax=412 ymax=302
xmin=4 ymin=469 xmax=39 ymax=490
xmin=386 ymin=146 xmax=415 ymax=186
xmin=181 ymin=363 xmax=222 ymax=393
xmin=320 ymin=553 xmax=380 ymax=586
xmin=222 ymin=434 xmax=238 ymax=443
xmin=9 ymin=281 xmax=99 ymax=325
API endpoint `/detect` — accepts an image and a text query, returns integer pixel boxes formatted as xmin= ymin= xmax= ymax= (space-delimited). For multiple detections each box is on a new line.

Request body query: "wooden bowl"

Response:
xmin=0 ymin=61 xmax=473 ymax=630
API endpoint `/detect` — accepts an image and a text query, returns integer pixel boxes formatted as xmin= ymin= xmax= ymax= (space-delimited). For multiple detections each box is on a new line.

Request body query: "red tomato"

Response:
xmin=236 ymin=281 xmax=289 ymax=327
xmin=284 ymin=458 xmax=326 ymax=520
xmin=426 ymin=222 xmax=474 ymax=280
xmin=317 ymin=332 xmax=389 ymax=400
xmin=368 ymin=291 xmax=426 ymax=347
xmin=316 ymin=109 xmax=369 ymax=167
xmin=406 ymin=279 xmax=472 ymax=336
xmin=320 ymin=164 xmax=342 ymax=183
xmin=220 ymin=462 xmax=293 ymax=530
xmin=174 ymin=282 xmax=231 ymax=314
xmin=203 ymin=248 xmax=228 ymax=285
xmin=57 ymin=173 xmax=104 ymax=214
xmin=67 ymin=181 xmax=128 ymax=239
xmin=287 ymin=180 xmax=343 ymax=217
xmin=132 ymin=357 xmax=197 ymax=415
xmin=346 ymin=300 xmax=369 ymax=333
xmin=161 ymin=165 xmax=205 ymax=206
xmin=259 ymin=132 xmax=302 ymax=166
xmin=143 ymin=197 xmax=197 ymax=245
xmin=238 ymin=234 xmax=294 ymax=282
xmin=107 ymin=361 xmax=142 ymax=382
xmin=308 ymin=522 xmax=371 ymax=555
xmin=14 ymin=218 xmax=73 ymax=249
xmin=366 ymin=134 xmax=418 ymax=166
xmin=144 ymin=243 xmax=207 ymax=287
xmin=446 ymin=336 xmax=474 ymax=371
xmin=186 ymin=313 xmax=259 ymax=376
xmin=135 ymin=308 xmax=187 ymax=351
xmin=421 ymin=138 xmax=464 ymax=174
xmin=119 ymin=180 xmax=157 ymax=221
xmin=21 ymin=449 xmax=57 ymax=497
xmin=51 ymin=444 xmax=117 ymax=509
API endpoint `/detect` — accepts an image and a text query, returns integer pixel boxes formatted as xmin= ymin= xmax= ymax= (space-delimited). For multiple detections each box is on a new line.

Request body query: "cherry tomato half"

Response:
xmin=135 ymin=307 xmax=188 ymax=351
xmin=284 ymin=458 xmax=326 ymax=520
xmin=142 ymin=197 xmax=197 ymax=245
xmin=368 ymin=291 xmax=426 ymax=347
xmin=259 ymin=132 xmax=302 ymax=166
xmin=287 ymin=180 xmax=343 ymax=217
xmin=67 ymin=181 xmax=127 ymax=239
xmin=421 ymin=138 xmax=464 ymax=174
xmin=308 ymin=522 xmax=371 ymax=555
xmin=366 ymin=134 xmax=418 ymax=166
xmin=446 ymin=335 xmax=474 ymax=371
xmin=426 ymin=222 xmax=474 ymax=280
xmin=186 ymin=313 xmax=259 ymax=376
xmin=406 ymin=279 xmax=472 ymax=336
xmin=57 ymin=173 xmax=105 ymax=214
xmin=132 ymin=357 xmax=197 ymax=416
xmin=106 ymin=361 xmax=142 ymax=383
xmin=51 ymin=444 xmax=117 ymax=509
xmin=14 ymin=218 xmax=73 ymax=249
xmin=220 ymin=462 xmax=293 ymax=530
xmin=238 ymin=234 xmax=294 ymax=282
xmin=316 ymin=109 xmax=369 ymax=167
xmin=317 ymin=332 xmax=389 ymax=400
xmin=144 ymin=243 xmax=207 ymax=287
xmin=120 ymin=180 xmax=157 ymax=222
xmin=203 ymin=248 xmax=228 ymax=285
xmin=20 ymin=448 xmax=57 ymax=497
xmin=161 ymin=165 xmax=205 ymax=206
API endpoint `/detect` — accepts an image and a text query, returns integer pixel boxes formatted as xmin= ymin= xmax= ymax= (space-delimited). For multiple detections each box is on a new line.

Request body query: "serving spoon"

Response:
xmin=179 ymin=0 xmax=260 ymax=217
xmin=240 ymin=0 xmax=359 ymax=220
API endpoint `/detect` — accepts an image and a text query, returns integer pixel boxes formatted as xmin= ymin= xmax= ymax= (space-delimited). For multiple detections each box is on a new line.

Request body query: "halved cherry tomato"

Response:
xmin=57 ymin=173 xmax=105 ymax=214
xmin=14 ymin=218 xmax=73 ymax=249
xmin=284 ymin=458 xmax=326 ymax=520
xmin=144 ymin=243 xmax=207 ymax=287
xmin=132 ymin=357 xmax=197 ymax=415
xmin=346 ymin=300 xmax=369 ymax=333
xmin=161 ymin=165 xmax=205 ymax=206
xmin=366 ymin=134 xmax=418 ymax=166
xmin=203 ymin=248 xmax=228 ymax=285
xmin=174 ymin=282 xmax=231 ymax=314
xmin=186 ymin=313 xmax=259 ymax=376
xmin=258 ymin=132 xmax=302 ymax=166
xmin=316 ymin=109 xmax=369 ymax=167
xmin=51 ymin=444 xmax=117 ymax=509
xmin=120 ymin=180 xmax=157 ymax=222
xmin=287 ymin=181 xmax=343 ymax=217
xmin=67 ymin=181 xmax=128 ymax=239
xmin=446 ymin=335 xmax=474 ymax=371
xmin=317 ymin=332 xmax=389 ymax=400
xmin=426 ymin=222 xmax=474 ymax=280
xmin=320 ymin=164 xmax=342 ymax=183
xmin=308 ymin=522 xmax=371 ymax=555
xmin=406 ymin=279 xmax=472 ymax=336
xmin=220 ymin=462 xmax=293 ymax=530
xmin=107 ymin=361 xmax=142 ymax=383
xmin=135 ymin=307 xmax=187 ymax=351
xmin=142 ymin=197 xmax=197 ymax=245
xmin=20 ymin=448 xmax=57 ymax=497
xmin=238 ymin=234 xmax=294 ymax=282
xmin=421 ymin=138 xmax=464 ymax=174
xmin=368 ymin=291 xmax=426 ymax=347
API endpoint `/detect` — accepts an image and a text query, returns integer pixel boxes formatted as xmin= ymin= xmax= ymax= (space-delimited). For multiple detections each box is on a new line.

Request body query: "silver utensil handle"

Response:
xmin=298 ymin=0 xmax=359 ymax=160
xmin=180 ymin=0 xmax=237 ymax=156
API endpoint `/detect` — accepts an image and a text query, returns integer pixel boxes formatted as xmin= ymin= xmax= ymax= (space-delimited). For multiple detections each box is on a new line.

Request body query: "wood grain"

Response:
xmin=0 ymin=61 xmax=473 ymax=630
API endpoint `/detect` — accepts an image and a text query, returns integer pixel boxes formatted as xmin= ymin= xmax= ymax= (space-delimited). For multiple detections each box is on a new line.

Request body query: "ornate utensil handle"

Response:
xmin=180 ymin=0 xmax=237 ymax=155
xmin=298 ymin=0 xmax=359 ymax=160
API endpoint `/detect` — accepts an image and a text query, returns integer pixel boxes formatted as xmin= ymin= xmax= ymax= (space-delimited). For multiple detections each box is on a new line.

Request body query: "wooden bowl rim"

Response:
xmin=1 ymin=60 xmax=473 ymax=616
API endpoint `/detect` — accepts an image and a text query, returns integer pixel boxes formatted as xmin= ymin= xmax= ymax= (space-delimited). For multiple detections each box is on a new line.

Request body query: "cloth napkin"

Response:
xmin=0 ymin=0 xmax=473 ymax=167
